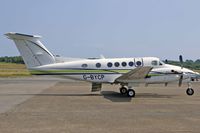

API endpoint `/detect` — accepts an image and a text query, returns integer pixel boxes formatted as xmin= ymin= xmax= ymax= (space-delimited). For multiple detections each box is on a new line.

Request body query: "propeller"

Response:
xmin=178 ymin=75 xmax=183 ymax=87
xmin=178 ymin=55 xmax=184 ymax=87
xmin=179 ymin=55 xmax=183 ymax=69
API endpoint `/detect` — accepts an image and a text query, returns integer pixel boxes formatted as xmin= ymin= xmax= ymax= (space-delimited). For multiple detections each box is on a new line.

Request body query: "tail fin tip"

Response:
xmin=5 ymin=32 xmax=41 ymax=40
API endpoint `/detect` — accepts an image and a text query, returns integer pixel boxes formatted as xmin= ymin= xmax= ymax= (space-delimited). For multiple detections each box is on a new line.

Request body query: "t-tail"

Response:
xmin=5 ymin=32 xmax=55 ymax=69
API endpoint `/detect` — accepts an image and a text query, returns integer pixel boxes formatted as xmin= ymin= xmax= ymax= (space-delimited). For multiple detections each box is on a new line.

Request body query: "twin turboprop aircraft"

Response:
xmin=5 ymin=32 xmax=200 ymax=97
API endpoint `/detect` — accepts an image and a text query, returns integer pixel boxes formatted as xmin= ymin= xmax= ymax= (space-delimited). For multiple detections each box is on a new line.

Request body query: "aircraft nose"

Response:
xmin=194 ymin=72 xmax=199 ymax=75
xmin=195 ymin=72 xmax=200 ymax=77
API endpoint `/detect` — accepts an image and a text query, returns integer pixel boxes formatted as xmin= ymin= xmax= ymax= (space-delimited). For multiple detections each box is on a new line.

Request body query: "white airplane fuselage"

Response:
xmin=31 ymin=57 xmax=194 ymax=84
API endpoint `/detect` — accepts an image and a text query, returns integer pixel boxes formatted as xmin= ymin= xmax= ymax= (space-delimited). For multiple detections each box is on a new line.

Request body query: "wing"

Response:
xmin=116 ymin=66 xmax=153 ymax=82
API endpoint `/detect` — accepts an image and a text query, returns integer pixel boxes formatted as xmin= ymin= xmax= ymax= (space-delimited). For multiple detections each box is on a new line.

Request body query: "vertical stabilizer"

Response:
xmin=5 ymin=32 xmax=55 ymax=68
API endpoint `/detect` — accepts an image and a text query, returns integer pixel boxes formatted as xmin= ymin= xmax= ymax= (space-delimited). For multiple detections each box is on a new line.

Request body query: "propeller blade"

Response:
xmin=179 ymin=55 xmax=183 ymax=63
xmin=179 ymin=55 xmax=183 ymax=69
xmin=179 ymin=74 xmax=183 ymax=87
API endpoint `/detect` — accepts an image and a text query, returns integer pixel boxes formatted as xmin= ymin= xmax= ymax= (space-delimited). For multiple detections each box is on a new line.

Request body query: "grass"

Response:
xmin=0 ymin=62 xmax=31 ymax=77
xmin=194 ymin=70 xmax=200 ymax=74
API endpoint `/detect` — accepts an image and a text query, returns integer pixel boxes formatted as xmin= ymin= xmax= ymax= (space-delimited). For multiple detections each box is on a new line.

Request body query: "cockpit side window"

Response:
xmin=151 ymin=60 xmax=158 ymax=66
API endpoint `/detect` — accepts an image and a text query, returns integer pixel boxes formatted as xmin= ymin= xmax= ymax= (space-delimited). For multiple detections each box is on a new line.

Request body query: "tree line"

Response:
xmin=0 ymin=56 xmax=200 ymax=70
xmin=0 ymin=56 xmax=24 ymax=64
xmin=166 ymin=59 xmax=200 ymax=70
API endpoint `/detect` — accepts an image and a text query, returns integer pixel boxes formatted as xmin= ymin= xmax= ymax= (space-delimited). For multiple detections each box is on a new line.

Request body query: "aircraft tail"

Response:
xmin=5 ymin=32 xmax=55 ymax=68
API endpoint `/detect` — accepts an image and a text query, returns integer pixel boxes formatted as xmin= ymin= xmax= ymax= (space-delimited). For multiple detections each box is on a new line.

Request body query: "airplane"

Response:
xmin=4 ymin=32 xmax=200 ymax=97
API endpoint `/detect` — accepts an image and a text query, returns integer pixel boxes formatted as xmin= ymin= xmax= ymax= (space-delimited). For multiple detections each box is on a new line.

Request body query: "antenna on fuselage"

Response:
xmin=100 ymin=54 xmax=105 ymax=59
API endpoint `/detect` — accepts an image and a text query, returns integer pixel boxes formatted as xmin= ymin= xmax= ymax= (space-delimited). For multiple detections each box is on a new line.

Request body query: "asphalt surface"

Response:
xmin=0 ymin=77 xmax=200 ymax=133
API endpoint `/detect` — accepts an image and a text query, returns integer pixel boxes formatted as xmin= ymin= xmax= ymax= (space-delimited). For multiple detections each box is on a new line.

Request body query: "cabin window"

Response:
xmin=151 ymin=60 xmax=158 ymax=66
xmin=122 ymin=62 xmax=127 ymax=67
xmin=107 ymin=62 xmax=113 ymax=67
xmin=96 ymin=63 xmax=101 ymax=68
xmin=114 ymin=62 xmax=120 ymax=67
xmin=129 ymin=61 xmax=134 ymax=67
xmin=81 ymin=64 xmax=88 ymax=68
xmin=136 ymin=61 xmax=142 ymax=66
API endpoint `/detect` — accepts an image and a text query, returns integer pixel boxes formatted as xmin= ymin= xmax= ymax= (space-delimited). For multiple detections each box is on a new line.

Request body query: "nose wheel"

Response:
xmin=186 ymin=88 xmax=194 ymax=96
xmin=186 ymin=82 xmax=194 ymax=96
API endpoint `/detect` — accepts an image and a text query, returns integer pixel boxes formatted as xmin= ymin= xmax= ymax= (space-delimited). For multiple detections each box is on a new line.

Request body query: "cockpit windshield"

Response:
xmin=151 ymin=60 xmax=165 ymax=66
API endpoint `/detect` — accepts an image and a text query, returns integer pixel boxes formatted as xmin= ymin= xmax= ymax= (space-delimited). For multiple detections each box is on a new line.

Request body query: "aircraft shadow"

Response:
xmin=0 ymin=92 xmax=132 ymax=102
xmin=101 ymin=91 xmax=132 ymax=102
xmin=0 ymin=92 xmax=176 ymax=103
xmin=100 ymin=91 xmax=176 ymax=102
xmin=136 ymin=93 xmax=176 ymax=99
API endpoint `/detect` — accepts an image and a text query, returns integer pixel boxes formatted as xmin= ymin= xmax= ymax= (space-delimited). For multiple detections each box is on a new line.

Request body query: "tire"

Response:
xmin=127 ymin=89 xmax=135 ymax=97
xmin=120 ymin=87 xmax=127 ymax=95
xmin=186 ymin=88 xmax=194 ymax=96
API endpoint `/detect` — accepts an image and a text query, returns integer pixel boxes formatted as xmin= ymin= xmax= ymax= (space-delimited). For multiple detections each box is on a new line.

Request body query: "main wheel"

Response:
xmin=186 ymin=88 xmax=194 ymax=96
xmin=120 ymin=87 xmax=128 ymax=95
xmin=127 ymin=89 xmax=135 ymax=97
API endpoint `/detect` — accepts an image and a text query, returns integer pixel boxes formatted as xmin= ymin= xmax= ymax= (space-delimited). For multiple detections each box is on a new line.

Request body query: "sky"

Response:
xmin=0 ymin=0 xmax=200 ymax=60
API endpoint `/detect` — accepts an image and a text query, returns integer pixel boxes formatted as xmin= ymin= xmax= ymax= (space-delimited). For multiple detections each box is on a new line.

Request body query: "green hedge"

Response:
xmin=0 ymin=56 xmax=24 ymax=64
xmin=165 ymin=59 xmax=200 ymax=70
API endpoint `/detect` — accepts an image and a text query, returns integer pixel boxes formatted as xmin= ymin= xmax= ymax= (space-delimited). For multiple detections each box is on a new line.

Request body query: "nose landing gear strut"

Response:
xmin=186 ymin=82 xmax=194 ymax=96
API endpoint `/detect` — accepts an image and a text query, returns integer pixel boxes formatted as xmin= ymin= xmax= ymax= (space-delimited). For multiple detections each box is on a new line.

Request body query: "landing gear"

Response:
xmin=186 ymin=88 xmax=194 ymax=96
xmin=120 ymin=87 xmax=128 ymax=95
xmin=127 ymin=89 xmax=135 ymax=97
xmin=119 ymin=86 xmax=135 ymax=97
xmin=186 ymin=82 xmax=194 ymax=96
